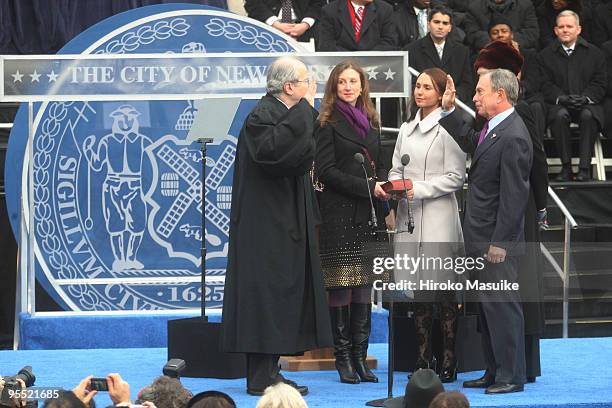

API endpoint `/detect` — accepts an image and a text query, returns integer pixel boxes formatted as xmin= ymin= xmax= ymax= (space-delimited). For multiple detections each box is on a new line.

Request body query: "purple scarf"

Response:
xmin=335 ymin=99 xmax=370 ymax=139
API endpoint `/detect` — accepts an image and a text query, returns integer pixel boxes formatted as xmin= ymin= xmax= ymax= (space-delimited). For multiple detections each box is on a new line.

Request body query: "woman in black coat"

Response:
xmin=314 ymin=61 xmax=389 ymax=384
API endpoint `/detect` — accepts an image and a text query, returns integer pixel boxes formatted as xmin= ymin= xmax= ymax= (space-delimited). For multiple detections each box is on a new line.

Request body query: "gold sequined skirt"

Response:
xmin=319 ymin=215 xmax=389 ymax=289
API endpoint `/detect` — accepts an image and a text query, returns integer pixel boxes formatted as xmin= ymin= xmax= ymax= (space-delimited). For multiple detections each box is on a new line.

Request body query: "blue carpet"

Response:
xmin=1 ymin=338 xmax=611 ymax=408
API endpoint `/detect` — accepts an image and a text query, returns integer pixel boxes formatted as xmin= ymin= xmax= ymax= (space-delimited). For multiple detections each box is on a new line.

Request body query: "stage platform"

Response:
xmin=16 ymin=309 xmax=389 ymax=350
xmin=1 ymin=338 xmax=610 ymax=408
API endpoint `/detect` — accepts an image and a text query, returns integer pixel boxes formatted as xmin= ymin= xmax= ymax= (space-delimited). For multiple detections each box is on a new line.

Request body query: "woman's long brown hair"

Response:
xmin=318 ymin=60 xmax=380 ymax=128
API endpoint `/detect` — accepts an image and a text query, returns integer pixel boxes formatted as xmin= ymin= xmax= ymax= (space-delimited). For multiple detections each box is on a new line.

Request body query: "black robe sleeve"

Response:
xmin=516 ymin=101 xmax=548 ymax=210
xmin=244 ymin=98 xmax=317 ymax=177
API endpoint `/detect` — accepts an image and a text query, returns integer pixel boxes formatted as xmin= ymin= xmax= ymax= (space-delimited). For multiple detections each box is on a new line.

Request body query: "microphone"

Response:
xmin=400 ymin=154 xmax=415 ymax=234
xmin=354 ymin=152 xmax=378 ymax=230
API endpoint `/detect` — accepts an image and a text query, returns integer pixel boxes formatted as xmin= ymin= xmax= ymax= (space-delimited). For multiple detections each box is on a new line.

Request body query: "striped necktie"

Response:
xmin=418 ymin=8 xmax=428 ymax=38
xmin=355 ymin=6 xmax=364 ymax=41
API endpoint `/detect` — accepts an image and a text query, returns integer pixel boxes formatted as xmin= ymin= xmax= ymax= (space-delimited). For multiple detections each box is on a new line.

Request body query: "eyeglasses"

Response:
xmin=291 ymin=78 xmax=312 ymax=86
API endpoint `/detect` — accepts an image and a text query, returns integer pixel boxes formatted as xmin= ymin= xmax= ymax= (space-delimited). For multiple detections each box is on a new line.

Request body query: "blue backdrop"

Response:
xmin=5 ymin=4 xmax=304 ymax=312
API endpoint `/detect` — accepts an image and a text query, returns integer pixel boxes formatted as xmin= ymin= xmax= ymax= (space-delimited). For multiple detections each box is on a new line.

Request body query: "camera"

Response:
xmin=89 ymin=378 xmax=109 ymax=392
xmin=162 ymin=359 xmax=185 ymax=379
xmin=0 ymin=366 xmax=36 ymax=407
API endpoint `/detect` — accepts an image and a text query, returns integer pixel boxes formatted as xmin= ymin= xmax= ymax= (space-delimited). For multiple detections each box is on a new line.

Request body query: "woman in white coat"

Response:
xmin=388 ymin=68 xmax=466 ymax=383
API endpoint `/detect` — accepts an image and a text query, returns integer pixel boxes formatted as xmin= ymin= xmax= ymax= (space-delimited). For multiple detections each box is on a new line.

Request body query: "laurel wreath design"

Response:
xmin=33 ymin=16 xmax=199 ymax=310
xmin=204 ymin=18 xmax=291 ymax=52
xmin=93 ymin=18 xmax=190 ymax=54
xmin=34 ymin=102 xmax=113 ymax=311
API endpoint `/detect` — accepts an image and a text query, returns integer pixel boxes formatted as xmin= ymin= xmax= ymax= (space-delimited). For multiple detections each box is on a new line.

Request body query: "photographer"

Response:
xmin=1 ymin=366 xmax=36 ymax=408
xmin=0 ymin=377 xmax=27 ymax=408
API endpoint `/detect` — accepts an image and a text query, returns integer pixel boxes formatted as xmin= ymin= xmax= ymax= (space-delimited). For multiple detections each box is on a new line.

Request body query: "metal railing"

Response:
xmin=545 ymin=186 xmax=578 ymax=338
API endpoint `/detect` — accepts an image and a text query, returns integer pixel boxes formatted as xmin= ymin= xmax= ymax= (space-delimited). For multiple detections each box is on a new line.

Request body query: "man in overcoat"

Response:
xmin=406 ymin=5 xmax=473 ymax=103
xmin=538 ymin=10 xmax=607 ymax=181
xmin=221 ymin=57 xmax=332 ymax=396
xmin=316 ymin=0 xmax=397 ymax=51
xmin=464 ymin=0 xmax=539 ymax=56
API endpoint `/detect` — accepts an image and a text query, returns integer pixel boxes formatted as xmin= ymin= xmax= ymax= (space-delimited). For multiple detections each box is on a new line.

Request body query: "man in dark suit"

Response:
xmin=389 ymin=0 xmax=465 ymax=49
xmin=439 ymin=69 xmax=531 ymax=394
xmin=317 ymin=0 xmax=397 ymax=51
xmin=244 ymin=0 xmax=323 ymax=42
xmin=393 ymin=0 xmax=434 ymax=47
xmin=407 ymin=5 xmax=473 ymax=103
xmin=473 ymin=40 xmax=548 ymax=384
xmin=591 ymin=0 xmax=612 ymax=46
xmin=487 ymin=15 xmax=546 ymax=140
xmin=538 ymin=10 xmax=607 ymax=181
xmin=464 ymin=0 xmax=539 ymax=56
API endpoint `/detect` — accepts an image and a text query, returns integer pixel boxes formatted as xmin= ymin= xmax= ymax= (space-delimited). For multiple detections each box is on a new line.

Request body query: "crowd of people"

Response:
xmin=244 ymin=0 xmax=612 ymax=182
xmin=2 ymin=369 xmax=471 ymax=408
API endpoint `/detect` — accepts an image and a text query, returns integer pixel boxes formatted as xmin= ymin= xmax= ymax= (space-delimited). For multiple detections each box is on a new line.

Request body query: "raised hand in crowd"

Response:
xmin=72 ymin=376 xmax=97 ymax=406
xmin=107 ymin=373 xmax=131 ymax=406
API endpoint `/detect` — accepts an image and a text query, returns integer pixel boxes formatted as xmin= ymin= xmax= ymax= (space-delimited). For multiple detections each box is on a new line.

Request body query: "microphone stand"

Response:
xmin=367 ymin=167 xmax=413 ymax=405
xmin=401 ymin=166 xmax=414 ymax=234
xmin=366 ymin=227 xmax=397 ymax=407
xmin=198 ymin=137 xmax=213 ymax=320
xmin=359 ymin=162 xmax=378 ymax=230
xmin=357 ymin=153 xmax=400 ymax=405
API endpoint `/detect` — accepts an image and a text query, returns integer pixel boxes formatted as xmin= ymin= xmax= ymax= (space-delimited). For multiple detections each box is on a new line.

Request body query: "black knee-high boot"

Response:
xmin=330 ymin=305 xmax=360 ymax=384
xmin=350 ymin=303 xmax=378 ymax=383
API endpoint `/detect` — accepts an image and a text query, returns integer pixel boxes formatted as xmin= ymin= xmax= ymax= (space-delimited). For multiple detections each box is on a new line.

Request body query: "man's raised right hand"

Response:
xmin=441 ymin=75 xmax=456 ymax=112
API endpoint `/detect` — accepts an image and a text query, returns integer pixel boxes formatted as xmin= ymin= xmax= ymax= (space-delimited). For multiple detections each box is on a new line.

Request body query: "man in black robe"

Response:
xmin=221 ymin=57 xmax=332 ymax=396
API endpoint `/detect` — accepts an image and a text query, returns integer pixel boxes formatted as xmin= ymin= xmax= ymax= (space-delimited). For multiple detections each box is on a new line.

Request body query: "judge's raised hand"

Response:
xmin=305 ymin=75 xmax=317 ymax=108
xmin=441 ymin=75 xmax=456 ymax=112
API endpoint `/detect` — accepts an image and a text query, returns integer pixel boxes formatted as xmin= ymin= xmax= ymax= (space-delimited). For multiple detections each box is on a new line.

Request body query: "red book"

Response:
xmin=381 ymin=179 xmax=413 ymax=193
